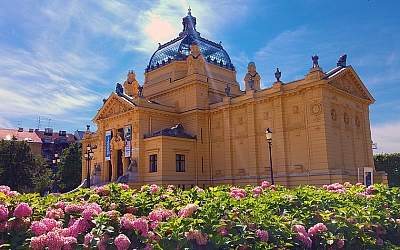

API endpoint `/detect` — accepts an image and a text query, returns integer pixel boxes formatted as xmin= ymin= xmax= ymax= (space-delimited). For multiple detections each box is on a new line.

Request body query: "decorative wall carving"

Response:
xmin=331 ymin=109 xmax=337 ymax=121
xmin=328 ymin=74 xmax=368 ymax=100
xmin=310 ymin=102 xmax=322 ymax=115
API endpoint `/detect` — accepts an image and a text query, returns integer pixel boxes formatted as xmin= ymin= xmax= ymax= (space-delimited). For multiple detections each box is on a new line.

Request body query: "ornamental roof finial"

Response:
xmin=188 ymin=6 xmax=191 ymax=14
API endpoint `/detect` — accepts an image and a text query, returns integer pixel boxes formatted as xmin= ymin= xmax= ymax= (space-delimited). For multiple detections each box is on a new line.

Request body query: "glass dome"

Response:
xmin=146 ymin=9 xmax=235 ymax=72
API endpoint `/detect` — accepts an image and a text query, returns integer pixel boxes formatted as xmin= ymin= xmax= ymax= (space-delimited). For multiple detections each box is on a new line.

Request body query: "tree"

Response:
xmin=31 ymin=155 xmax=53 ymax=194
xmin=374 ymin=153 xmax=400 ymax=187
xmin=58 ymin=143 xmax=82 ymax=192
xmin=0 ymin=138 xmax=34 ymax=191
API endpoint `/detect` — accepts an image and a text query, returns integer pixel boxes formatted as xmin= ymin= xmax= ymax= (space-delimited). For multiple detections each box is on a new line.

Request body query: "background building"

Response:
xmin=34 ymin=128 xmax=77 ymax=164
xmin=81 ymin=10 xmax=386 ymax=189
xmin=0 ymin=128 xmax=42 ymax=155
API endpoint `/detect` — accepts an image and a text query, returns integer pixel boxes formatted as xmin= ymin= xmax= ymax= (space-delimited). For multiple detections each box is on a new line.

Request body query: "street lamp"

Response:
xmin=265 ymin=128 xmax=274 ymax=185
xmin=84 ymin=144 xmax=94 ymax=188
xmin=52 ymin=153 xmax=61 ymax=193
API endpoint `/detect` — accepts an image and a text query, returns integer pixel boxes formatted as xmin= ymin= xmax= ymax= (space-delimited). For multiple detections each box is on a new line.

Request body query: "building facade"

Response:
xmin=0 ymin=128 xmax=42 ymax=155
xmin=34 ymin=128 xmax=78 ymax=165
xmin=81 ymin=10 xmax=386 ymax=189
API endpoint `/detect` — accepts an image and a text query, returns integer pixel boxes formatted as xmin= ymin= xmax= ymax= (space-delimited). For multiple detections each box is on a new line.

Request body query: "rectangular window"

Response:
xmin=149 ymin=154 xmax=157 ymax=172
xmin=176 ymin=154 xmax=185 ymax=172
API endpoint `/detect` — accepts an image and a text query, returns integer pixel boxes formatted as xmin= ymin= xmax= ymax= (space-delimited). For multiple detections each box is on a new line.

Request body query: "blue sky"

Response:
xmin=0 ymin=0 xmax=399 ymax=154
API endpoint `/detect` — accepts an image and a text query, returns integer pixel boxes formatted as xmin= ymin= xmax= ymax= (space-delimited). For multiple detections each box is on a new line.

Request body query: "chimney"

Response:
xmin=29 ymin=128 xmax=34 ymax=133
xmin=18 ymin=127 xmax=23 ymax=132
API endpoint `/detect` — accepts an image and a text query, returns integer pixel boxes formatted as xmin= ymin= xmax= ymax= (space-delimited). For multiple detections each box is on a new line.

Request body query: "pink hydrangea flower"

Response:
xmin=13 ymin=203 xmax=32 ymax=217
xmin=46 ymin=207 xmax=64 ymax=220
xmin=120 ymin=184 xmax=130 ymax=190
xmin=30 ymin=221 xmax=48 ymax=236
xmin=195 ymin=186 xmax=204 ymax=192
xmin=68 ymin=218 xmax=92 ymax=237
xmin=270 ymin=185 xmax=276 ymax=191
xmin=84 ymin=232 xmax=95 ymax=245
xmin=41 ymin=218 xmax=62 ymax=231
xmin=120 ymin=213 xmax=136 ymax=230
xmin=366 ymin=185 xmax=375 ymax=194
xmin=0 ymin=186 xmax=11 ymax=195
xmin=114 ymin=234 xmax=131 ymax=250
xmin=55 ymin=202 xmax=66 ymax=210
xmin=293 ymin=225 xmax=312 ymax=248
xmin=97 ymin=235 xmax=110 ymax=250
xmin=167 ymin=185 xmax=175 ymax=191
xmin=125 ymin=206 xmax=137 ymax=214
xmin=308 ymin=223 xmax=328 ymax=238
xmin=30 ymin=234 xmax=46 ymax=250
xmin=147 ymin=231 xmax=161 ymax=242
xmin=149 ymin=208 xmax=175 ymax=222
xmin=252 ymin=186 xmax=262 ymax=195
xmin=255 ymin=229 xmax=268 ymax=242
xmin=337 ymin=239 xmax=345 ymax=248
xmin=185 ymin=228 xmax=208 ymax=245
xmin=82 ymin=203 xmax=102 ymax=220
xmin=95 ymin=185 xmax=111 ymax=196
xmin=64 ymin=203 xmax=85 ymax=214
xmin=7 ymin=191 xmax=19 ymax=197
xmin=133 ymin=217 xmax=149 ymax=236
xmin=178 ymin=204 xmax=199 ymax=218
xmin=261 ymin=181 xmax=270 ymax=189
xmin=229 ymin=188 xmax=247 ymax=200
xmin=0 ymin=205 xmax=9 ymax=221
xmin=150 ymin=184 xmax=159 ymax=194
xmin=216 ymin=225 xmax=228 ymax=236
xmin=0 ymin=220 xmax=13 ymax=232
xmin=45 ymin=231 xmax=65 ymax=249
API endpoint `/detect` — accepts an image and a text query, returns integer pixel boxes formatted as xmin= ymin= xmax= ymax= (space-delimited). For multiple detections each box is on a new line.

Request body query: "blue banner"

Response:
xmin=105 ymin=130 xmax=111 ymax=160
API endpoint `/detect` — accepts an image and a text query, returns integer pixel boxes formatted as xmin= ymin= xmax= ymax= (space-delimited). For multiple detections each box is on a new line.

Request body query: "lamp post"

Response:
xmin=84 ymin=144 xmax=94 ymax=188
xmin=265 ymin=128 xmax=274 ymax=185
xmin=52 ymin=153 xmax=60 ymax=193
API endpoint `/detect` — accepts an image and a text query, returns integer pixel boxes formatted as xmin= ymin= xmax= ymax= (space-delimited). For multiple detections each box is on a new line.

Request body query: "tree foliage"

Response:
xmin=374 ymin=152 xmax=400 ymax=187
xmin=0 ymin=139 xmax=34 ymax=191
xmin=31 ymin=155 xmax=53 ymax=194
xmin=58 ymin=142 xmax=82 ymax=192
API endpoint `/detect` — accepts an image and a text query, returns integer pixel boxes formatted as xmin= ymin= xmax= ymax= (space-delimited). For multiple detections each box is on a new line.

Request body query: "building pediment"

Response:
xmin=93 ymin=93 xmax=135 ymax=121
xmin=326 ymin=66 xmax=374 ymax=103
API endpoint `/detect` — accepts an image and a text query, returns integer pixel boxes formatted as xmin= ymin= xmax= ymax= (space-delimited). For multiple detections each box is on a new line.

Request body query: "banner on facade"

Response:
xmin=105 ymin=130 xmax=111 ymax=160
xmin=124 ymin=125 xmax=131 ymax=158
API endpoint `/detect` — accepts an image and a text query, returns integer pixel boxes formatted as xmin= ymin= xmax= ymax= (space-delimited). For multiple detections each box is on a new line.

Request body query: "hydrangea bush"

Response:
xmin=0 ymin=182 xmax=399 ymax=249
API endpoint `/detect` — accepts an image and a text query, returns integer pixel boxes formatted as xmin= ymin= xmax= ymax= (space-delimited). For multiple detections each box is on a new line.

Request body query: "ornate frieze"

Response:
xmin=328 ymin=74 xmax=368 ymax=100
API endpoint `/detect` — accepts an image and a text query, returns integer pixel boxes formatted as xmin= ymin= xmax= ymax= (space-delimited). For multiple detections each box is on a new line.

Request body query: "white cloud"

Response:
xmin=0 ymin=117 xmax=12 ymax=129
xmin=371 ymin=121 xmax=400 ymax=154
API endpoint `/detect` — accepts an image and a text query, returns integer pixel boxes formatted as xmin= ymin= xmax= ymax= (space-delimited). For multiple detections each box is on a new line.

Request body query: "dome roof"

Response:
xmin=146 ymin=9 xmax=235 ymax=72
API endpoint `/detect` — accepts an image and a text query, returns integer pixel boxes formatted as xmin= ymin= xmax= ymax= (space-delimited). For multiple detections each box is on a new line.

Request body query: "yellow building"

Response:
xmin=81 ymin=10 xmax=386 ymax=189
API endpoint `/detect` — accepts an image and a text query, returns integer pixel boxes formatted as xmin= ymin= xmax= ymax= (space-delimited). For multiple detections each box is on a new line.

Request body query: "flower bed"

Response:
xmin=0 ymin=182 xmax=399 ymax=249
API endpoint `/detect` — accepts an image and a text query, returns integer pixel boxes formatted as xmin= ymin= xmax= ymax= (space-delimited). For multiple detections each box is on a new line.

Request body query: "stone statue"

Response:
xmin=274 ymin=68 xmax=281 ymax=82
xmin=187 ymin=41 xmax=205 ymax=75
xmin=116 ymin=83 xmax=123 ymax=96
xmin=124 ymin=71 xmax=139 ymax=97
xmin=244 ymin=62 xmax=261 ymax=91
xmin=337 ymin=54 xmax=347 ymax=67
xmin=312 ymin=55 xmax=319 ymax=68
xmin=110 ymin=132 xmax=124 ymax=151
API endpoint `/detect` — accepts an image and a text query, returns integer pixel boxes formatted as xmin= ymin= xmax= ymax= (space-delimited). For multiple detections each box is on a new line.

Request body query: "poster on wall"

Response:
xmin=105 ymin=130 xmax=111 ymax=160
xmin=364 ymin=167 xmax=373 ymax=187
xmin=124 ymin=125 xmax=131 ymax=158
